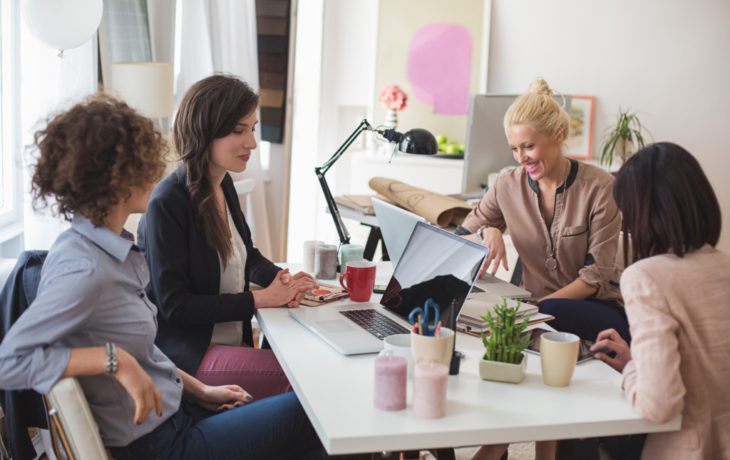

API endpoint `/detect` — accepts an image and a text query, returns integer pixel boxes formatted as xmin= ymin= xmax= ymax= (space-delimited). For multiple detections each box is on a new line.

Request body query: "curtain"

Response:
xmin=178 ymin=0 xmax=273 ymax=257
xmin=21 ymin=31 xmax=97 ymax=250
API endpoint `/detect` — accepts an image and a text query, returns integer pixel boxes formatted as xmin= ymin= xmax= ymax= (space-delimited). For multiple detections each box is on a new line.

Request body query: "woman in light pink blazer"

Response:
xmin=593 ymin=142 xmax=730 ymax=460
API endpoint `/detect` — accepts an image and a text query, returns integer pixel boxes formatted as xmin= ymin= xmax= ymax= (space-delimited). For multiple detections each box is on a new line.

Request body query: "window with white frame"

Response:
xmin=0 ymin=1 xmax=23 ymax=240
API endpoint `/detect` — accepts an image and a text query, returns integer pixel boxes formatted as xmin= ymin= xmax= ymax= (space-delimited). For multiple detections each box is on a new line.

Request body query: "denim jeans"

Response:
xmin=538 ymin=298 xmax=631 ymax=343
xmin=110 ymin=392 xmax=326 ymax=460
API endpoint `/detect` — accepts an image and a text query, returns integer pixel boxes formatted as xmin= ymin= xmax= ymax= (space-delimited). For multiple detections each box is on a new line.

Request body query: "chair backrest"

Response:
xmin=44 ymin=378 xmax=108 ymax=460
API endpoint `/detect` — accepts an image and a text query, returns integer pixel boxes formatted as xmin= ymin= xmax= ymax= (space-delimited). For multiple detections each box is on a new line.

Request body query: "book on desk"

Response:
xmin=457 ymin=293 xmax=554 ymax=336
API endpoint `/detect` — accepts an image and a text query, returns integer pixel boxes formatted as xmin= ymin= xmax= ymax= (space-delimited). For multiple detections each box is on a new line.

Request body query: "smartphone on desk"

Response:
xmin=524 ymin=328 xmax=611 ymax=364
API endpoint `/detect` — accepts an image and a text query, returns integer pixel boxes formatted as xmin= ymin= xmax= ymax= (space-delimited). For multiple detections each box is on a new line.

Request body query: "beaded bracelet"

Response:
xmin=105 ymin=342 xmax=118 ymax=376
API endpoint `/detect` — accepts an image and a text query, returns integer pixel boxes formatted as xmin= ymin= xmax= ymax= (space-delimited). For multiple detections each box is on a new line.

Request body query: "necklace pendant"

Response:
xmin=545 ymin=257 xmax=558 ymax=271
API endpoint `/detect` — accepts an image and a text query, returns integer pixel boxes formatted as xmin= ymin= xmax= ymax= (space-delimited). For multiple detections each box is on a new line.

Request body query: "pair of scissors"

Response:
xmin=408 ymin=298 xmax=440 ymax=336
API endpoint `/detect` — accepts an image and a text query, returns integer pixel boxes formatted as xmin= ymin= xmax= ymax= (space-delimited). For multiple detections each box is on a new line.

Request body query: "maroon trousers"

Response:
xmin=194 ymin=345 xmax=293 ymax=400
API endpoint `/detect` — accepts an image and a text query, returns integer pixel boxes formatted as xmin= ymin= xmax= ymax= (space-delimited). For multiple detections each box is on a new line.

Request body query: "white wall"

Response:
xmin=488 ymin=0 xmax=730 ymax=250
xmin=286 ymin=0 xmax=378 ymax=261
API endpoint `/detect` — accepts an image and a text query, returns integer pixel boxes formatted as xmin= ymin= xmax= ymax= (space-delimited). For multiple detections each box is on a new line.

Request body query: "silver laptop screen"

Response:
xmin=380 ymin=222 xmax=488 ymax=328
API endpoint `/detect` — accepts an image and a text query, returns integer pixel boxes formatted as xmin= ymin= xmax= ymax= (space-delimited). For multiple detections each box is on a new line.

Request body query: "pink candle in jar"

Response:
xmin=412 ymin=361 xmax=448 ymax=418
xmin=374 ymin=355 xmax=407 ymax=411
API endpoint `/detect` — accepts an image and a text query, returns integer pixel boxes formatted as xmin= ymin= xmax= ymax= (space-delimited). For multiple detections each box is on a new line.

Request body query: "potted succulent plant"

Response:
xmin=599 ymin=108 xmax=648 ymax=169
xmin=479 ymin=297 xmax=532 ymax=383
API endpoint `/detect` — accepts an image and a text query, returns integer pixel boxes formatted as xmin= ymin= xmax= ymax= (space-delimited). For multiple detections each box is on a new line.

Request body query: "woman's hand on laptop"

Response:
xmin=253 ymin=269 xmax=317 ymax=308
xmin=463 ymin=227 xmax=508 ymax=276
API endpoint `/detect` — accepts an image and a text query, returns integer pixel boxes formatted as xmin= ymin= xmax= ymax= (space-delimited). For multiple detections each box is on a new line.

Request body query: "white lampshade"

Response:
xmin=110 ymin=62 xmax=174 ymax=118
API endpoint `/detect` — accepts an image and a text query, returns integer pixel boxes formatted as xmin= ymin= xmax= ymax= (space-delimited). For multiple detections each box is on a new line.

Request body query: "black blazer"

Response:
xmin=0 ymin=251 xmax=49 ymax=460
xmin=138 ymin=165 xmax=280 ymax=375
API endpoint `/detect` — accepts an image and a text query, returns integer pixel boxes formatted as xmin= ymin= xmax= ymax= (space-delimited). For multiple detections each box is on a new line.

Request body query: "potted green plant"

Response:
xmin=478 ymin=297 xmax=532 ymax=383
xmin=600 ymin=108 xmax=648 ymax=169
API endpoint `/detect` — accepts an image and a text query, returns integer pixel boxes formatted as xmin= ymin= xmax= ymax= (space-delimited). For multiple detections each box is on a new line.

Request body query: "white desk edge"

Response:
xmin=256 ymin=263 xmax=681 ymax=454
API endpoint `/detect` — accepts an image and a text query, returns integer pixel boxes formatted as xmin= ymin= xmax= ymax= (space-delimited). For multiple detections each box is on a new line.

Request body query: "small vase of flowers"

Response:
xmin=378 ymin=85 xmax=408 ymax=130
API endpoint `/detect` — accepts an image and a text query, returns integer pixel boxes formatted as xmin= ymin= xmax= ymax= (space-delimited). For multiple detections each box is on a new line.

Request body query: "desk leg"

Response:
xmin=363 ymin=226 xmax=388 ymax=261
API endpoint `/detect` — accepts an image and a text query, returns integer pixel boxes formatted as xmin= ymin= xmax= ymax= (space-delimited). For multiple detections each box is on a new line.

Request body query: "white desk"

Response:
xmin=257 ymin=265 xmax=681 ymax=455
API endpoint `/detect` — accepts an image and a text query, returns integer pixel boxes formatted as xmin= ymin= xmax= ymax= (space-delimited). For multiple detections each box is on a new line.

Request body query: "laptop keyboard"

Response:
xmin=339 ymin=309 xmax=410 ymax=340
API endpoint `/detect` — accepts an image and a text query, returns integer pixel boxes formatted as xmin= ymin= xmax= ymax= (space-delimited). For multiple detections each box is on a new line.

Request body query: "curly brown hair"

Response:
xmin=31 ymin=94 xmax=168 ymax=226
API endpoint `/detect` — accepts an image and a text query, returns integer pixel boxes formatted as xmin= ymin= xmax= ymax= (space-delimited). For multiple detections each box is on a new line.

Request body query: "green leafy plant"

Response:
xmin=480 ymin=297 xmax=532 ymax=364
xmin=600 ymin=109 xmax=648 ymax=168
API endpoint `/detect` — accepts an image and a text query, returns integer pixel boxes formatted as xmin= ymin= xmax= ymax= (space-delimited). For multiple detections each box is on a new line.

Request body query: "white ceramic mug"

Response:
xmin=540 ymin=331 xmax=580 ymax=387
xmin=379 ymin=334 xmax=413 ymax=378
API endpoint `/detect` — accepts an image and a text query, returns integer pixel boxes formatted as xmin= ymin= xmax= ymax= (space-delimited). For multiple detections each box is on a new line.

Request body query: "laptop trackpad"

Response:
xmin=317 ymin=320 xmax=355 ymax=333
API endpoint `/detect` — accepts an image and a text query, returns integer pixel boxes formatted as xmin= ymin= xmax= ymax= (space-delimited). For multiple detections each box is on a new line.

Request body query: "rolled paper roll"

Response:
xmin=412 ymin=361 xmax=448 ymax=418
xmin=303 ymin=240 xmax=324 ymax=273
xmin=338 ymin=244 xmax=364 ymax=272
xmin=314 ymin=244 xmax=338 ymax=280
xmin=373 ymin=355 xmax=407 ymax=411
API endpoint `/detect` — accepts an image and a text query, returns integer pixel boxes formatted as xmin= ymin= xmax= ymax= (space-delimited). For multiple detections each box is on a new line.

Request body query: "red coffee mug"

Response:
xmin=339 ymin=261 xmax=376 ymax=302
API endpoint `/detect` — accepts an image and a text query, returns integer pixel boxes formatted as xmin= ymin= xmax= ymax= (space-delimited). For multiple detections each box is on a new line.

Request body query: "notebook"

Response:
xmin=289 ymin=222 xmax=488 ymax=355
xmin=372 ymin=197 xmax=531 ymax=299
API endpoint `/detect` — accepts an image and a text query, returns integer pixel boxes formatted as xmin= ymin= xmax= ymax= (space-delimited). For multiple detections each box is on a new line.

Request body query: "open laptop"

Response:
xmin=371 ymin=197 xmax=427 ymax=265
xmin=372 ymin=197 xmax=531 ymax=299
xmin=289 ymin=222 xmax=488 ymax=355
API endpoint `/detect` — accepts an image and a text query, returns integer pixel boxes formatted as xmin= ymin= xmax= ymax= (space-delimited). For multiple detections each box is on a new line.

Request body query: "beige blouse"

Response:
xmin=620 ymin=246 xmax=730 ymax=459
xmin=461 ymin=160 xmax=622 ymax=302
xmin=210 ymin=203 xmax=248 ymax=346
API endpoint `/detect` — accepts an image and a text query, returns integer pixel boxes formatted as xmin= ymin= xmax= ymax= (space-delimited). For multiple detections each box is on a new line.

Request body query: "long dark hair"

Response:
xmin=613 ymin=142 xmax=721 ymax=264
xmin=173 ymin=75 xmax=259 ymax=262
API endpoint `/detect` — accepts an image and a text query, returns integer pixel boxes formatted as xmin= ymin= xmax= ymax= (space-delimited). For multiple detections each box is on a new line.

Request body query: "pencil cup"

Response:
xmin=410 ymin=328 xmax=455 ymax=369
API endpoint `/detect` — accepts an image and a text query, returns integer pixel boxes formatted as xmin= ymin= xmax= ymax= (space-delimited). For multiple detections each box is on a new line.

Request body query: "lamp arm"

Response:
xmin=314 ymin=119 xmax=374 ymax=246
xmin=317 ymin=119 xmax=373 ymax=174
xmin=315 ymin=168 xmax=350 ymax=245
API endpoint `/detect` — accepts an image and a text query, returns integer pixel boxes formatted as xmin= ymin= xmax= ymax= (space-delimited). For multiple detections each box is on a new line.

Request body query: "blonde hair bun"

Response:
xmin=527 ymin=78 xmax=553 ymax=96
xmin=503 ymin=77 xmax=570 ymax=140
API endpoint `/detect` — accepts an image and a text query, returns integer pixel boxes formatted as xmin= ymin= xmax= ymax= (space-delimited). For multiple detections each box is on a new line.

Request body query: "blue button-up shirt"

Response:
xmin=0 ymin=216 xmax=183 ymax=446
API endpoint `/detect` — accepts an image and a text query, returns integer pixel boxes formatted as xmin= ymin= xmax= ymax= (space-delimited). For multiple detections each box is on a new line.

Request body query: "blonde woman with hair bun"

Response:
xmin=460 ymin=79 xmax=633 ymax=458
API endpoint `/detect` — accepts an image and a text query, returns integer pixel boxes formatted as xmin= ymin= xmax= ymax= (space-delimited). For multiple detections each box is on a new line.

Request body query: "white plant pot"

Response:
xmin=479 ymin=352 xmax=527 ymax=384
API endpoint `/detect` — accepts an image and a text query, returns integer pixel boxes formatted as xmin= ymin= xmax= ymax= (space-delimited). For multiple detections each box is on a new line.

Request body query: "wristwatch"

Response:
xmin=105 ymin=342 xmax=118 ymax=376
xmin=475 ymin=225 xmax=489 ymax=244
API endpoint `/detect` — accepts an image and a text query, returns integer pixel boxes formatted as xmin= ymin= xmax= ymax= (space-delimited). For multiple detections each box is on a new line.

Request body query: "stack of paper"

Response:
xmin=457 ymin=292 xmax=551 ymax=333
xmin=334 ymin=194 xmax=381 ymax=215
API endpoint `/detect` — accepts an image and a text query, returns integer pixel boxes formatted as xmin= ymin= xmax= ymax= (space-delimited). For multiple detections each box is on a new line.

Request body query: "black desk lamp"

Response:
xmin=315 ymin=119 xmax=438 ymax=245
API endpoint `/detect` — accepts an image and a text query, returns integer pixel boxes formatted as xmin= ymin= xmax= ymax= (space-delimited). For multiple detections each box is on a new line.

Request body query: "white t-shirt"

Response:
xmin=210 ymin=202 xmax=248 ymax=346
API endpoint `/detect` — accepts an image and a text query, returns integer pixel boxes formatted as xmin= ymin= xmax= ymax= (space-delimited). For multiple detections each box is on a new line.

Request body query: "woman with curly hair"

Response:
xmin=0 ymin=95 xmax=326 ymax=459
xmin=137 ymin=75 xmax=316 ymax=399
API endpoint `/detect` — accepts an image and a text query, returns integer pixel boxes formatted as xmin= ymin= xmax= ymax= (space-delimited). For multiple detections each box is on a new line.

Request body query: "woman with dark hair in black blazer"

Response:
xmin=138 ymin=75 xmax=316 ymax=400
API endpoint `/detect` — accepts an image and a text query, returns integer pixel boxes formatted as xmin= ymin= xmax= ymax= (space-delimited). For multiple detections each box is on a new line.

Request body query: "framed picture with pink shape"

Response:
xmin=565 ymin=95 xmax=596 ymax=161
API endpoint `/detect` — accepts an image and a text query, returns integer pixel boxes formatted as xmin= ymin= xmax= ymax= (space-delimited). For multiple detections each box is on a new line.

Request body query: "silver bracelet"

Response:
xmin=105 ymin=342 xmax=118 ymax=376
xmin=475 ymin=225 xmax=490 ymax=244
